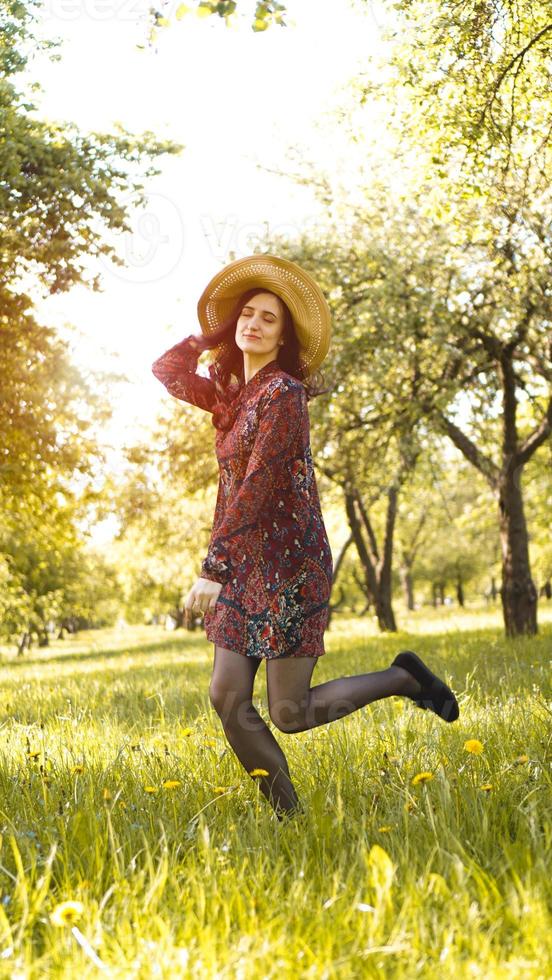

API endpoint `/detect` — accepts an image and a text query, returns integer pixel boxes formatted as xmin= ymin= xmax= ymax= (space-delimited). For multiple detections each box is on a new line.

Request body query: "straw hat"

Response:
xmin=197 ymin=253 xmax=331 ymax=376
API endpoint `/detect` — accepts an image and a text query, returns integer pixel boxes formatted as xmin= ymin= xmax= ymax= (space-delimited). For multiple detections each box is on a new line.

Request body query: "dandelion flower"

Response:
xmin=404 ymin=800 xmax=417 ymax=812
xmin=204 ymin=738 xmax=217 ymax=747
xmin=180 ymin=727 xmax=194 ymax=737
xmin=249 ymin=768 xmax=269 ymax=777
xmin=377 ymin=825 xmax=394 ymax=833
xmin=27 ymin=750 xmax=40 ymax=759
xmin=51 ymin=900 xmax=84 ymax=927
xmin=411 ymin=771 xmax=434 ymax=785
xmin=214 ymin=786 xmax=229 ymax=795
xmin=514 ymin=754 xmax=529 ymax=764
xmin=464 ymin=739 xmax=483 ymax=754
xmin=71 ymin=765 xmax=84 ymax=774
xmin=162 ymin=780 xmax=182 ymax=790
xmin=144 ymin=785 xmax=158 ymax=794
xmin=480 ymin=783 xmax=493 ymax=792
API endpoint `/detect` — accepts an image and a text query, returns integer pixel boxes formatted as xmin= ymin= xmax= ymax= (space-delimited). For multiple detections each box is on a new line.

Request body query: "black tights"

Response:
xmin=209 ymin=644 xmax=420 ymax=820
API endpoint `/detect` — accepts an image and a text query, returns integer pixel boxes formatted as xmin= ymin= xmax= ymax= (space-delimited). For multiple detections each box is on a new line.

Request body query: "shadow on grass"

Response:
xmin=0 ymin=631 xmax=210 ymax=673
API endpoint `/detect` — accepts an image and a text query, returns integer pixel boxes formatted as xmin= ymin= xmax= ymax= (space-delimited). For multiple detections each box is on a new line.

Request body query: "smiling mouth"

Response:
xmin=244 ymin=334 xmax=260 ymax=339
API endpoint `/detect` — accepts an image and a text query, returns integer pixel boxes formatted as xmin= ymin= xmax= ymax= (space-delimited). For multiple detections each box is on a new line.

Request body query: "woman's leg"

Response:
xmin=266 ymin=656 xmax=423 ymax=734
xmin=209 ymin=644 xmax=302 ymax=818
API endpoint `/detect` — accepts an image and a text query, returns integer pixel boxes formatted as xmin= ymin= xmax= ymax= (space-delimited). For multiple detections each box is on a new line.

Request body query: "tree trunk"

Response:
xmin=498 ymin=472 xmax=538 ymax=635
xmin=456 ymin=570 xmax=464 ymax=607
xmin=17 ymin=631 xmax=32 ymax=656
xmin=344 ymin=487 xmax=398 ymax=632
xmin=400 ymin=563 xmax=415 ymax=610
xmin=375 ymin=578 xmax=397 ymax=631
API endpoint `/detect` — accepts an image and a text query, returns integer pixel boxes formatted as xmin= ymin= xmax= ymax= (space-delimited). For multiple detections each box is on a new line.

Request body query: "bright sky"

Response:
xmin=22 ymin=0 xmax=394 ymax=537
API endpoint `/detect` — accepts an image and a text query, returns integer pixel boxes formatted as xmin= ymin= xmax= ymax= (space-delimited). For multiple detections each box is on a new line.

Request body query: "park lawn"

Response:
xmin=0 ymin=609 xmax=550 ymax=978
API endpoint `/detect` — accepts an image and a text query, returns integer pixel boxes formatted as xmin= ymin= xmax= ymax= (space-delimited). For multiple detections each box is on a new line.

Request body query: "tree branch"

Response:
xmin=515 ymin=393 xmax=552 ymax=467
xmin=437 ymin=412 xmax=500 ymax=489
xmin=476 ymin=23 xmax=552 ymax=134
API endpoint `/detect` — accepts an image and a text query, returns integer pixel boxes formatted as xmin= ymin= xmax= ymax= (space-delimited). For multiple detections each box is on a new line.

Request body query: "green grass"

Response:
xmin=0 ymin=608 xmax=551 ymax=978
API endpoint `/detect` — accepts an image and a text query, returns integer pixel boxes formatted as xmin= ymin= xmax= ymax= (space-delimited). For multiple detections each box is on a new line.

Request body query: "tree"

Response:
xmin=359 ymin=0 xmax=552 ymax=181
xmin=258 ymin=0 xmax=551 ymax=636
xmin=0 ymin=0 xmax=182 ymax=643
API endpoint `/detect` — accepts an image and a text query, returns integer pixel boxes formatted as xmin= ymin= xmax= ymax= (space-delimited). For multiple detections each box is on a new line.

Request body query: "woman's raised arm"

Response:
xmin=151 ymin=335 xmax=218 ymax=413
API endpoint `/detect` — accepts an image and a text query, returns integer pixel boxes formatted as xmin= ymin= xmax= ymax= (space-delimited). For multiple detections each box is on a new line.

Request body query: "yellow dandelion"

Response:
xmin=71 ymin=765 xmax=84 ymax=774
xmin=144 ymin=785 xmax=158 ymax=794
xmin=464 ymin=739 xmax=484 ymax=754
xmin=249 ymin=768 xmax=269 ymax=778
xmin=480 ymin=783 xmax=493 ymax=792
xmin=27 ymin=750 xmax=40 ymax=759
xmin=51 ymin=900 xmax=84 ymax=927
xmin=377 ymin=825 xmax=395 ymax=833
xmin=404 ymin=800 xmax=417 ymax=812
xmin=411 ymin=771 xmax=434 ymax=785
xmin=204 ymin=738 xmax=217 ymax=747
xmin=180 ymin=727 xmax=194 ymax=737
xmin=119 ymin=800 xmax=127 ymax=809
xmin=514 ymin=754 xmax=529 ymax=764
xmin=162 ymin=780 xmax=182 ymax=790
xmin=214 ymin=786 xmax=229 ymax=795
xmin=102 ymin=788 xmax=112 ymax=800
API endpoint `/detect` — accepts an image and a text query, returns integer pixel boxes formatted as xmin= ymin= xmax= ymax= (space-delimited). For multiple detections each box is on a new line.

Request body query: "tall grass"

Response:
xmin=0 ymin=609 xmax=550 ymax=978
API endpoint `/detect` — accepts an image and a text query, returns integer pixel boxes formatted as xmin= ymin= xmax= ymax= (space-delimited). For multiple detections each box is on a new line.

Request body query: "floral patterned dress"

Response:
xmin=151 ymin=335 xmax=333 ymax=658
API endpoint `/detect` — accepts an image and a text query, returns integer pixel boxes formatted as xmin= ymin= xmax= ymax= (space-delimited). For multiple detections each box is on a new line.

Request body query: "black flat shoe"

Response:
xmin=391 ymin=649 xmax=460 ymax=723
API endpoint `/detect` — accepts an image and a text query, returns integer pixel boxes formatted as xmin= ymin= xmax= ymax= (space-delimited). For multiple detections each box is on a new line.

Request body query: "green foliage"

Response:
xmin=373 ymin=0 xmax=552 ymax=181
xmin=150 ymin=0 xmax=288 ymax=38
xmin=0 ymin=0 xmax=182 ymax=646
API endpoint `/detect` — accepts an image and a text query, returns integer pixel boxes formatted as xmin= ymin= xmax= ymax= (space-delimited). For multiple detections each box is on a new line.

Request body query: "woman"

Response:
xmin=152 ymin=254 xmax=460 ymax=821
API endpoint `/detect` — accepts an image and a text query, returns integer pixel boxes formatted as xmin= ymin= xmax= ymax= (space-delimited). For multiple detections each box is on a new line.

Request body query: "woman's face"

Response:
xmin=235 ymin=292 xmax=284 ymax=358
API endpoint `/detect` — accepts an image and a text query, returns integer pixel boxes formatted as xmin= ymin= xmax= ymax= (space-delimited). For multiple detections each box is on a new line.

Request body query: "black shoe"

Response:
xmin=391 ymin=649 xmax=460 ymax=723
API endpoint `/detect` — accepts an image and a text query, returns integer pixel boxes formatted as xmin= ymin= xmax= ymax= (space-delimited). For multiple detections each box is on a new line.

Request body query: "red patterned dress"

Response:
xmin=151 ymin=335 xmax=333 ymax=659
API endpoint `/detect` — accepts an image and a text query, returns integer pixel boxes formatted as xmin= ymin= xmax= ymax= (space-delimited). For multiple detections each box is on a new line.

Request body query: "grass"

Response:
xmin=0 ymin=606 xmax=551 ymax=978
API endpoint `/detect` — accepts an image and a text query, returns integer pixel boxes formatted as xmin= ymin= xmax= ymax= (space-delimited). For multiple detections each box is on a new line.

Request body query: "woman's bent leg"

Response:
xmin=266 ymin=656 xmax=421 ymax=733
xmin=209 ymin=644 xmax=301 ymax=818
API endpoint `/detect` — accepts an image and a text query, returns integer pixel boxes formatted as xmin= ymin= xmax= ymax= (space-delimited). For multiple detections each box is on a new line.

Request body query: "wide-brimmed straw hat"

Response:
xmin=197 ymin=253 xmax=331 ymax=376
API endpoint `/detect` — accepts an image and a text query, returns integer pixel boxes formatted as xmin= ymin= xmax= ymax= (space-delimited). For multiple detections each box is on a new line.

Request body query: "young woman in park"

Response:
xmin=152 ymin=254 xmax=460 ymax=821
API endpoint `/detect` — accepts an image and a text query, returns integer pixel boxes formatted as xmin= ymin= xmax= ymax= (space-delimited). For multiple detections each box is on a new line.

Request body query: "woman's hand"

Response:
xmin=184 ymin=576 xmax=222 ymax=628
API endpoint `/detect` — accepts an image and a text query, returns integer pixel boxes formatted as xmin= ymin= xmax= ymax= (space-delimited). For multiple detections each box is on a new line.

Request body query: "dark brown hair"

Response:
xmin=193 ymin=287 xmax=330 ymax=402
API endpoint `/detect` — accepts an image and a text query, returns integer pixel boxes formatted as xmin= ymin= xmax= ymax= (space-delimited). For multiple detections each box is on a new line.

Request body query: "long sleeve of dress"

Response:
xmin=200 ymin=380 xmax=306 ymax=586
xmin=151 ymin=335 xmax=218 ymax=413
